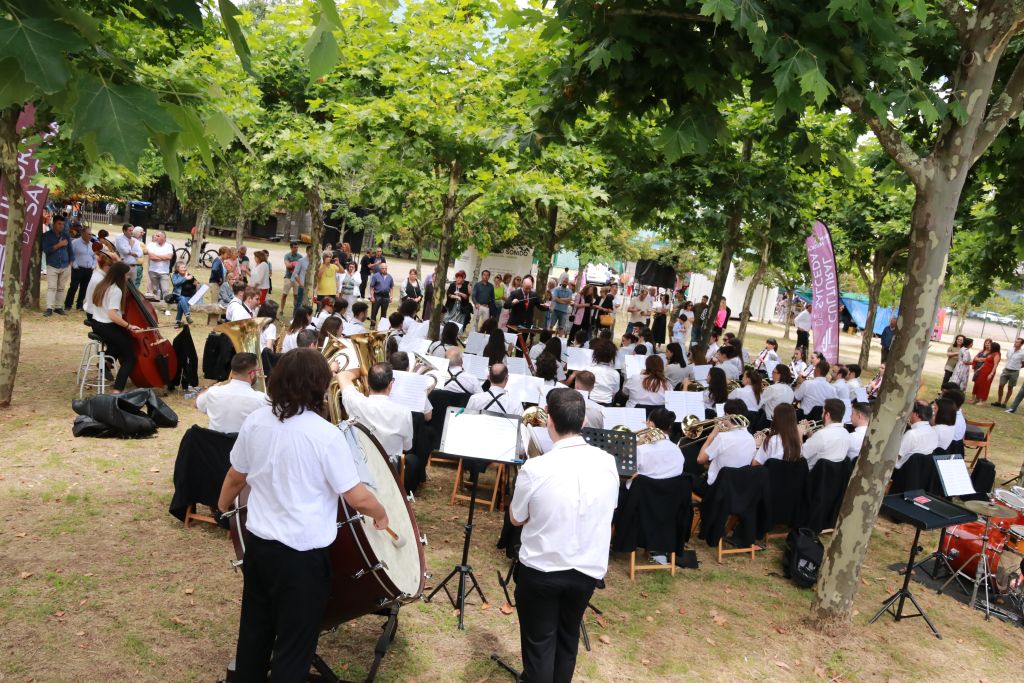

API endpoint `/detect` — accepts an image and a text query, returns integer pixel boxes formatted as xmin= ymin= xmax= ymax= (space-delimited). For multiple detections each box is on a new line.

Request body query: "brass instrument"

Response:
xmin=680 ymin=413 xmax=750 ymax=440
xmin=753 ymin=427 xmax=772 ymax=449
xmin=798 ymin=419 xmax=823 ymax=437
xmin=214 ymin=317 xmax=272 ymax=393
xmin=685 ymin=380 xmax=707 ymax=392
xmin=409 ymin=351 xmax=439 ymax=393
xmin=325 ymin=331 xmax=387 ymax=423
xmin=726 ymin=380 xmax=742 ymax=392
xmin=522 ymin=406 xmax=548 ymax=427
xmin=321 ymin=331 xmax=353 ymax=370
xmin=635 ymin=427 xmax=667 ymax=445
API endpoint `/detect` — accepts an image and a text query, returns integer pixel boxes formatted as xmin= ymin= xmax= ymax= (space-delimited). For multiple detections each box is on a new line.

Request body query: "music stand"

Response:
xmin=904 ymin=455 xmax=974 ymax=579
xmin=870 ymin=491 xmax=975 ymax=639
xmin=426 ymin=408 xmax=523 ymax=630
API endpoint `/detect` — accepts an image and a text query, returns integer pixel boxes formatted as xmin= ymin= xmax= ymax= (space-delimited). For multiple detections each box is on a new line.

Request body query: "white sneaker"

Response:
xmin=1007 ymin=408 xmax=1017 ymax=414
xmin=650 ymin=554 xmax=668 ymax=565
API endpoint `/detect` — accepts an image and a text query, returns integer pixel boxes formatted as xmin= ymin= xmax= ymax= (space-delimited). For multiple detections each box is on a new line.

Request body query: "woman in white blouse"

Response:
xmin=664 ymin=342 xmax=688 ymax=388
xmin=932 ymin=397 xmax=958 ymax=451
xmin=250 ymin=250 xmax=270 ymax=304
xmin=623 ymin=355 xmax=672 ymax=408
xmin=728 ymin=368 xmax=763 ymax=412
xmin=755 ymin=404 xmax=803 ymax=464
xmin=790 ymin=347 xmax=809 ymax=380
xmin=760 ymin=365 xmax=795 ymax=417
xmin=569 ymin=338 xmax=620 ymax=405
xmin=88 ymin=262 xmax=139 ymax=393
xmin=428 ymin=322 xmax=461 ymax=358
xmin=338 ymin=262 xmax=361 ymax=307
xmin=280 ymin=307 xmax=311 ymax=353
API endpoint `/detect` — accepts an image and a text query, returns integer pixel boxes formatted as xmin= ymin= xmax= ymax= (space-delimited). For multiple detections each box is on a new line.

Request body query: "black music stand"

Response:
xmin=426 ymin=408 xmax=523 ymax=630
xmin=904 ymin=455 xmax=974 ymax=579
xmin=869 ymin=491 xmax=975 ymax=639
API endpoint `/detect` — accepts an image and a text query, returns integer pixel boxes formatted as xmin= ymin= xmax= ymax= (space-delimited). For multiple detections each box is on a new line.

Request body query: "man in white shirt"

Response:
xmin=225 ymin=283 xmax=258 ymax=322
xmin=146 ymin=230 xmax=174 ymax=298
xmin=466 ymin=364 xmax=524 ymax=416
xmin=195 ymin=353 xmax=269 ymax=433
xmin=845 ymin=364 xmax=864 ymax=402
xmin=847 ymin=402 xmax=871 ymax=459
xmin=342 ymin=301 xmax=369 ymax=336
xmin=995 ymin=337 xmax=1024 ymax=408
xmin=697 ymin=399 xmax=757 ymax=494
xmin=635 ymin=409 xmax=683 ymax=480
xmin=625 ymin=289 xmax=652 ymax=335
xmin=113 ymin=223 xmax=143 ymax=282
xmin=896 ymin=401 xmax=939 ymax=469
xmin=217 ymin=349 xmax=387 ymax=682
xmin=573 ymin=371 xmax=605 ymax=429
xmin=794 ymin=360 xmax=837 ymax=419
xmin=794 ymin=304 xmax=812 ymax=350
xmin=704 ymin=330 xmax=721 ymax=363
xmin=802 ymin=399 xmax=852 ymax=469
xmin=339 ymin=363 xmax=414 ymax=463
xmin=442 ymin=349 xmax=482 ymax=394
xmin=510 ymin=388 xmax=619 ymax=683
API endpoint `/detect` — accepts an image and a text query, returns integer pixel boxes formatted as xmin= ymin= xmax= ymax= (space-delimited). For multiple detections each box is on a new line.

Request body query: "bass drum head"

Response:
xmin=348 ymin=423 xmax=425 ymax=599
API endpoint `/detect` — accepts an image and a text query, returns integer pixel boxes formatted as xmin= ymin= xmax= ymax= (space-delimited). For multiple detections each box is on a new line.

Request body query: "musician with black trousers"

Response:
xmin=510 ymin=388 xmax=619 ymax=682
xmin=503 ymin=275 xmax=543 ymax=328
xmin=218 ymin=349 xmax=388 ymax=681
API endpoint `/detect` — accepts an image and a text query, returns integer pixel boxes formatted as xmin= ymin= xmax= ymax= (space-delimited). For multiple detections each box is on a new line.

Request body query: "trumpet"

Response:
xmin=753 ymin=427 xmax=771 ymax=449
xmin=797 ymin=419 xmax=823 ymax=437
xmin=680 ymin=414 xmax=750 ymax=440
xmin=610 ymin=424 xmax=668 ymax=446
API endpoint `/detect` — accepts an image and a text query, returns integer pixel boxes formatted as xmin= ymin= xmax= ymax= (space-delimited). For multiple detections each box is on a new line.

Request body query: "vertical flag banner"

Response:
xmin=805 ymin=220 xmax=840 ymax=364
xmin=0 ymin=105 xmax=52 ymax=307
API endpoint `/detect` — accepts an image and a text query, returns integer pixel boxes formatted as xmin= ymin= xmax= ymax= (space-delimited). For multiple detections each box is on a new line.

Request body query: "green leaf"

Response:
xmin=166 ymin=105 xmax=213 ymax=171
xmin=317 ymin=0 xmax=344 ymax=29
xmin=655 ymin=113 xmax=714 ymax=163
xmin=154 ymin=132 xmax=182 ymax=185
xmin=0 ymin=59 xmax=38 ymax=109
xmin=0 ymin=18 xmax=81 ymax=93
xmin=164 ymin=0 xmax=204 ymax=28
xmin=206 ymin=110 xmax=252 ymax=153
xmin=798 ymin=65 xmax=832 ymax=105
xmin=700 ymin=0 xmax=737 ymax=22
xmin=305 ymin=23 xmax=339 ymax=83
xmin=73 ymin=75 xmax=179 ymax=167
xmin=218 ymin=0 xmax=253 ymax=76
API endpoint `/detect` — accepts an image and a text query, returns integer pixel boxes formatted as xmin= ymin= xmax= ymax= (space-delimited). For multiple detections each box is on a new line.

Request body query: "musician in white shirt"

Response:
xmin=697 ymin=399 xmax=757 ymax=494
xmin=754 ymin=404 xmax=803 ymax=464
xmin=510 ymin=388 xmax=619 ymax=683
xmin=714 ymin=345 xmax=743 ymax=382
xmin=225 ymin=283 xmax=258 ymax=322
xmin=341 ymin=301 xmax=369 ymax=336
xmin=941 ymin=383 xmax=968 ymax=441
xmin=789 ymin=347 xmax=809 ymax=380
xmin=932 ymin=397 xmax=958 ymax=452
xmin=846 ymin=364 xmax=864 ymax=401
xmin=794 ymin=360 xmax=837 ymax=417
xmin=195 ymin=353 xmax=269 ymax=432
xmin=704 ymin=331 xmax=721 ymax=363
xmin=568 ymin=339 xmax=620 ymax=406
xmin=753 ymin=339 xmax=781 ymax=372
xmin=466 ymin=364 xmax=524 ymax=416
xmin=309 ymin=297 xmax=336 ymax=331
xmin=728 ymin=368 xmax=763 ymax=412
xmin=847 ymin=402 xmax=871 ymax=459
xmin=760 ymin=365 xmax=795 ymax=418
xmin=572 ymin=371 xmax=605 ymax=429
xmin=338 ymin=363 xmax=414 ymax=462
xmin=896 ymin=401 xmax=939 ymax=469
xmin=635 ymin=409 xmax=684 ymax=480
xmin=801 ymin=399 xmax=851 ymax=470
xmin=442 ymin=348 xmax=482 ymax=394
xmin=622 ymin=355 xmax=671 ymax=408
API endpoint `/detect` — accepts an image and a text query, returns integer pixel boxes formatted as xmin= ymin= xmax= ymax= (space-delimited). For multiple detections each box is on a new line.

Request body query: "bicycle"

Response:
xmin=174 ymin=240 xmax=218 ymax=268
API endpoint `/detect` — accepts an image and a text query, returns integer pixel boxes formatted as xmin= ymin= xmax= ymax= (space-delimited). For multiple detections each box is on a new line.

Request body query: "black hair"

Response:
xmin=815 ymin=359 xmax=831 ymax=377
xmin=484 ymin=329 xmax=507 ymax=366
xmin=257 ymin=300 xmax=278 ymax=321
xmin=823 ymin=398 xmax=845 ymax=423
xmin=230 ymin=352 xmax=258 ymax=374
xmin=538 ymin=329 xmax=552 ymax=344
xmin=723 ymin=398 xmax=747 ymax=416
xmin=268 ymin=349 xmax=331 ymax=421
xmin=296 ymin=328 xmax=318 ymax=348
xmin=634 ymin=343 xmax=648 ymax=356
xmin=547 ymin=387 xmax=586 ymax=436
xmin=440 ymin=322 xmax=459 ymax=346
xmin=534 ymin=353 xmax=559 ymax=382
xmin=774 ymin=364 xmax=793 ymax=385
xmin=232 ymin=282 xmax=247 ymax=295
xmin=288 ymin=306 xmax=312 ymax=334
xmin=592 ymin=339 xmax=616 ymax=365
xmin=352 ymin=301 xmax=369 ymax=318
xmin=543 ymin=336 xmax=562 ymax=359
xmin=389 ymin=352 xmax=410 ymax=372
xmin=388 ymin=312 xmax=405 ymax=328
xmin=852 ymin=402 xmax=872 ymax=421
xmin=648 ymin=407 xmax=675 ymax=432
xmin=940 ymin=383 xmax=965 ymax=408
xmin=766 ymin=338 xmax=778 ymax=350
xmin=846 ymin=363 xmax=861 ymax=378
xmin=934 ymin=398 xmax=956 ymax=426
xmin=367 ymin=362 xmax=394 ymax=393
xmin=665 ymin=342 xmax=686 ymax=367
xmin=911 ymin=401 xmax=933 ymax=422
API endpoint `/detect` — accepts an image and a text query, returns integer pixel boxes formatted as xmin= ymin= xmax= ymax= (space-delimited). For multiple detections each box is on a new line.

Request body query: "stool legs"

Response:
xmin=78 ymin=341 xmax=109 ymax=399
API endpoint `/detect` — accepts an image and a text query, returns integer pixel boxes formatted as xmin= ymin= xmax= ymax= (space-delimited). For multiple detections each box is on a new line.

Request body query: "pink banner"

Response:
xmin=0 ymin=105 xmax=52 ymax=307
xmin=805 ymin=220 xmax=840 ymax=364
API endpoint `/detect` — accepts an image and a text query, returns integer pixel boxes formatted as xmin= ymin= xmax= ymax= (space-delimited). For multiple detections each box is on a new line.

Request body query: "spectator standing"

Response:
xmin=146 ymin=230 xmax=174 ymax=299
xmin=368 ymin=262 xmax=395 ymax=323
xmin=113 ymin=223 xmax=143 ymax=288
xmin=471 ymin=269 xmax=495 ymax=331
xmin=280 ymin=242 xmax=303 ymax=311
xmin=132 ymin=227 xmax=147 ymax=288
xmin=41 ymin=215 xmax=72 ymax=316
xmin=794 ymin=303 xmax=813 ymax=351
xmin=66 ymin=225 xmax=96 ymax=312
xmin=880 ymin=316 xmax=897 ymax=363
xmin=549 ymin=277 xmax=574 ymax=333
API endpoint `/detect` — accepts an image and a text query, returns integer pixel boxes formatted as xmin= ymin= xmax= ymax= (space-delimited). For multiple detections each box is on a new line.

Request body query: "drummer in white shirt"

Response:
xmin=338 ymin=363 xmax=414 ymax=464
xmin=847 ymin=402 xmax=871 ymax=459
xmin=801 ymin=399 xmax=851 ymax=470
xmin=696 ymin=399 xmax=757 ymax=496
xmin=932 ymin=397 xmax=958 ymax=452
xmin=622 ymin=355 xmax=671 ymax=408
xmin=794 ymin=359 xmax=837 ymax=418
xmin=895 ymin=401 xmax=939 ymax=469
xmin=728 ymin=368 xmax=763 ymax=413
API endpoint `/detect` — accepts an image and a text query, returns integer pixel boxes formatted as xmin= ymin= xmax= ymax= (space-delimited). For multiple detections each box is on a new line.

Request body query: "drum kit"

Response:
xmin=938 ymin=487 xmax=1024 ymax=619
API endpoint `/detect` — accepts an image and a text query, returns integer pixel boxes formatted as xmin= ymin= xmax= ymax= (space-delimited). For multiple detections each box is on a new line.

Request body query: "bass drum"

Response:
xmin=940 ymin=522 xmax=1007 ymax=581
xmin=229 ymin=421 xmax=426 ymax=630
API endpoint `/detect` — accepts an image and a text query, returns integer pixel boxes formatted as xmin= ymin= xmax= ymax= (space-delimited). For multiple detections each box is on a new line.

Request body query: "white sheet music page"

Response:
xmin=935 ymin=457 xmax=975 ymax=497
xmin=464 ymin=331 xmax=487 ymax=355
xmin=665 ymin=391 xmax=705 ymax=421
xmin=503 ymin=332 xmax=519 ymax=347
xmin=692 ymin=364 xmax=712 ymax=382
xmin=504 ymin=373 xmax=536 ymax=405
xmin=441 ymin=412 xmax=521 ymax=463
xmin=461 ymin=353 xmax=490 ymax=379
xmin=764 ymin=359 xmax=780 ymax=376
xmin=565 ymin=347 xmax=594 ymax=371
xmin=505 ymin=356 xmax=530 ymax=376
xmin=854 ymin=387 xmax=869 ymax=403
xmin=389 ymin=371 xmax=432 ymax=413
xmin=603 ymin=407 xmax=647 ymax=431
xmin=398 ymin=336 xmax=431 ymax=354
xmin=623 ymin=354 xmax=645 ymax=378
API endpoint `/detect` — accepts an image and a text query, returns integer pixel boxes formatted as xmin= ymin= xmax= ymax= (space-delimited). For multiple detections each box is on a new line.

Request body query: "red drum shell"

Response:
xmin=940 ymin=522 xmax=1007 ymax=581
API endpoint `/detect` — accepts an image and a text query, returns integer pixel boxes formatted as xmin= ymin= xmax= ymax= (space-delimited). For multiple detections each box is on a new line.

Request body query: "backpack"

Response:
xmin=783 ymin=528 xmax=824 ymax=588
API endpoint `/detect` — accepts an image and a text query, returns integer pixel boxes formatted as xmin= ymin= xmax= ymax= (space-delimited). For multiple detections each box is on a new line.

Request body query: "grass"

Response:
xmin=1 ymin=289 xmax=1024 ymax=681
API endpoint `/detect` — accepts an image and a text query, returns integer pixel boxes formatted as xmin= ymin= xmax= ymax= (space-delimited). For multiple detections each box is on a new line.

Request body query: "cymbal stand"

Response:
xmin=938 ymin=514 xmax=997 ymax=619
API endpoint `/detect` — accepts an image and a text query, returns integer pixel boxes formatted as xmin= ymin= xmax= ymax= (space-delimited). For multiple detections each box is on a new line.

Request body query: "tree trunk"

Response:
xmin=25 ymin=234 xmax=40 ymax=309
xmin=414 ymin=233 xmax=423 ymax=279
xmin=304 ymin=186 xmax=325 ymax=295
xmin=428 ymin=162 xmax=462 ymax=341
xmin=189 ymin=204 xmax=209 ymax=270
xmin=955 ymin=305 xmax=968 ymax=334
xmin=0 ymin=112 xmax=27 ymax=408
xmin=533 ymin=205 xmax=559 ymax=327
xmin=811 ymin=175 xmax=962 ymax=632
xmin=737 ymin=236 xmax=770 ymax=340
xmin=782 ymin=287 xmax=793 ymax=340
xmin=858 ymin=280 xmax=883 ymax=370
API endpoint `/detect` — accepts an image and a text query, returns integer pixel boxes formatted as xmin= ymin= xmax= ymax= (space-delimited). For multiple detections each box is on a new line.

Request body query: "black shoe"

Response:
xmin=43 ymin=309 xmax=53 ymax=317
xmin=54 ymin=308 xmax=66 ymax=316
xmin=186 ymin=315 xmax=193 ymax=325
xmin=992 ymin=402 xmax=1004 ymax=408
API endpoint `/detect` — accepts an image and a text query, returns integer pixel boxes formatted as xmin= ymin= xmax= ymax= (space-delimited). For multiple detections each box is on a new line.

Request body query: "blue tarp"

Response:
xmin=795 ymin=290 xmax=895 ymax=335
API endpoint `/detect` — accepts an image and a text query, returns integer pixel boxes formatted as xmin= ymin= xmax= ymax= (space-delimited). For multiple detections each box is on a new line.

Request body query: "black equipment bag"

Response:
xmin=782 ymin=528 xmax=824 ymax=588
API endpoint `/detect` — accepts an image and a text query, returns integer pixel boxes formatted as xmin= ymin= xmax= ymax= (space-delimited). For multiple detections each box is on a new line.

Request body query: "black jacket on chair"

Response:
xmin=763 ymin=458 xmax=809 ymax=529
xmin=797 ymin=459 xmax=851 ymax=533
xmin=612 ymin=474 xmax=693 ymax=554
xmin=168 ymin=425 xmax=237 ymax=521
xmin=965 ymin=458 xmax=996 ymax=501
xmin=889 ymin=453 xmax=937 ymax=496
xmin=202 ymin=332 xmax=235 ymax=381
xmin=698 ymin=466 xmax=770 ymax=547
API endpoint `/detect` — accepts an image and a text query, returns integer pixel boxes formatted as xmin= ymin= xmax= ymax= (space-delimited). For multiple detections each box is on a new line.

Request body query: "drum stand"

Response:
xmin=870 ymin=527 xmax=942 ymax=639
xmin=938 ymin=515 xmax=997 ymax=620
xmin=426 ymin=468 xmax=488 ymax=630
xmin=902 ymin=527 xmax=956 ymax=581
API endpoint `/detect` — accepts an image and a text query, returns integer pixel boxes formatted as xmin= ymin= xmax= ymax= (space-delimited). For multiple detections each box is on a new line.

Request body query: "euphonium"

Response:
xmin=522 ymin=406 xmax=548 ymax=427
xmin=321 ymin=331 xmax=353 ymax=370
xmin=214 ymin=317 xmax=272 ymax=393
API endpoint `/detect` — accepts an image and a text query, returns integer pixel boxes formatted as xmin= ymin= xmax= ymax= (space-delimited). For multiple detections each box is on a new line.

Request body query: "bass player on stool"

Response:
xmin=217 ymin=349 xmax=388 ymax=681
xmin=509 ymin=388 xmax=619 ymax=682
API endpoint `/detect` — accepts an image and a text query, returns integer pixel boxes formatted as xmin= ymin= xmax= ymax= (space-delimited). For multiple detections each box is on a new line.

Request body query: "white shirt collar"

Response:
xmin=549 ymin=435 xmax=586 ymax=451
xmin=911 ymin=420 xmax=931 ymax=431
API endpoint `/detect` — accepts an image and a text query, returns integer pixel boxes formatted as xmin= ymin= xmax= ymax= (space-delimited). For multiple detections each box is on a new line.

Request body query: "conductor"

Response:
xmin=218 ymin=349 xmax=388 ymax=681
xmin=510 ymin=388 xmax=619 ymax=682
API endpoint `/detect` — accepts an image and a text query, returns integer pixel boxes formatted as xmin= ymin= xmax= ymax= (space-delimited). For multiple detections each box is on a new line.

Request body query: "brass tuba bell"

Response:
xmin=522 ymin=406 xmax=548 ymax=427
xmin=214 ymin=317 xmax=272 ymax=393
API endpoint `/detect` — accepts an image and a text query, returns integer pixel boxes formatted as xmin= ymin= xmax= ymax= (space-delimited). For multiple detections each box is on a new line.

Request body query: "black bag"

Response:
xmin=782 ymin=528 xmax=824 ymax=588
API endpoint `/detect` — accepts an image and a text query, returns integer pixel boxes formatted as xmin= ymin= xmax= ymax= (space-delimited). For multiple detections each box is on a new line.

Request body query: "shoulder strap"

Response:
xmin=444 ymin=369 xmax=470 ymax=393
xmin=483 ymin=389 xmax=507 ymax=412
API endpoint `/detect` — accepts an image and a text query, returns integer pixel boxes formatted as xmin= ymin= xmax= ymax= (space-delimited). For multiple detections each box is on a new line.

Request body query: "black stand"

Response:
xmin=869 ymin=527 xmax=942 ymax=639
xmin=426 ymin=468 xmax=488 ymax=630
xmin=901 ymin=527 xmax=956 ymax=581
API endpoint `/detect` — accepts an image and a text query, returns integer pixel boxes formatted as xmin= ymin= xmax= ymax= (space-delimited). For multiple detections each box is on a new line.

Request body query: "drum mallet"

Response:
xmin=384 ymin=526 xmax=406 ymax=548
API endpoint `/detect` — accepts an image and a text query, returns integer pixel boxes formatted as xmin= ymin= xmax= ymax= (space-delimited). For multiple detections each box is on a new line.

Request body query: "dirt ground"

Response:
xmin=2 ymin=256 xmax=1024 ymax=682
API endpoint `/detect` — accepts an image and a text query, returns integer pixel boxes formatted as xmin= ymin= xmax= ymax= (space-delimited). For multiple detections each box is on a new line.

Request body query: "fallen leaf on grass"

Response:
xmin=499 ymin=603 xmax=514 ymax=615
xmin=170 ymin=616 xmax=187 ymax=626
xmin=184 ymin=588 xmax=194 ymax=595
xmin=677 ymin=607 xmax=686 ymax=616
xmin=645 ymin=616 xmax=654 ymax=623
xmin=480 ymin=602 xmax=491 ymax=611
xmin=774 ymin=625 xmax=788 ymax=635
xmin=79 ymin=599 xmax=87 ymax=607
xmin=639 ymin=591 xmax=648 ymax=598
xmin=15 ymin=532 xmax=26 ymax=538
xmin=774 ymin=661 xmax=791 ymax=670
xmin=598 ymin=635 xmax=611 ymax=645
xmin=814 ymin=665 xmax=827 ymax=679
xmin=712 ymin=614 xmax=727 ymax=626
xmin=641 ymin=658 xmax=651 ymax=666
xmin=53 ymin=610 xmax=65 ymax=618
xmin=595 ymin=615 xmax=608 ymax=628
xmin=19 ymin=572 xmax=32 ymax=580
xmin=75 ymin=631 xmax=85 ymax=637
xmin=861 ymin=577 xmax=871 ymax=586
xmin=704 ymin=637 xmax=715 ymax=646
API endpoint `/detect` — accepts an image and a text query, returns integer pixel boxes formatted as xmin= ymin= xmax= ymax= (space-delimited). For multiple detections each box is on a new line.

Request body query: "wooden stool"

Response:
xmin=184 ymin=504 xmax=218 ymax=528
xmin=717 ymin=515 xmax=760 ymax=563
xmin=629 ymin=550 xmax=676 ymax=580
xmin=450 ymin=460 xmax=505 ymax=513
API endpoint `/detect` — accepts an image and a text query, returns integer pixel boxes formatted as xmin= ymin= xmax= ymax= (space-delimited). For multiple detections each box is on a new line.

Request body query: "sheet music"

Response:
xmin=505 ymin=356 xmax=530 ymax=376
xmin=764 ymin=359 xmax=779 ymax=376
xmin=615 ymin=347 xmax=630 ymax=369
xmin=603 ymin=407 xmax=647 ymax=432
xmin=503 ymin=332 xmax=519 ymax=347
xmin=461 ymin=353 xmax=490 ymax=379
xmin=623 ymin=354 xmax=645 ymax=378
xmin=505 ymin=373 xmax=536 ymax=405
xmin=565 ymin=347 xmax=594 ymax=371
xmin=188 ymin=284 xmax=209 ymax=307
xmin=715 ymin=403 xmax=725 ymax=418
xmin=417 ymin=354 xmax=448 ymax=372
xmin=692 ymin=364 xmax=712 ymax=382
xmin=440 ymin=410 xmax=522 ymax=463
xmin=935 ymin=457 xmax=975 ymax=497
xmin=854 ymin=387 xmax=869 ymax=403
xmin=464 ymin=331 xmax=487 ymax=356
xmin=398 ymin=336 xmax=431 ymax=355
xmin=665 ymin=391 xmax=705 ymax=421
xmin=388 ymin=371 xmax=432 ymax=413
xmin=403 ymin=320 xmax=430 ymax=341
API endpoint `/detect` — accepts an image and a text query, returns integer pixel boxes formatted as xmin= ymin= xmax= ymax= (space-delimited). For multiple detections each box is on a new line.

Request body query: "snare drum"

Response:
xmin=991 ymin=489 xmax=1024 ymax=531
xmin=1004 ymin=525 xmax=1024 ymax=557
xmin=229 ymin=421 xmax=427 ymax=630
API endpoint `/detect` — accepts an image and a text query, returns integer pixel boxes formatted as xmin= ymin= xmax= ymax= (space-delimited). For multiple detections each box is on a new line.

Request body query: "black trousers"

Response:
xmin=91 ymin=321 xmax=136 ymax=391
xmin=235 ymin=533 xmax=331 ymax=682
xmin=942 ymin=369 xmax=953 ymax=386
xmin=65 ymin=267 xmax=93 ymax=310
xmin=515 ymin=564 xmax=596 ymax=683
xmin=371 ymin=294 xmax=390 ymax=322
xmin=796 ymin=329 xmax=809 ymax=350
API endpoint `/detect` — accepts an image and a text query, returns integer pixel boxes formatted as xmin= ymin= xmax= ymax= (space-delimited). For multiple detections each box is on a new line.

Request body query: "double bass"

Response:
xmin=122 ymin=279 xmax=177 ymax=388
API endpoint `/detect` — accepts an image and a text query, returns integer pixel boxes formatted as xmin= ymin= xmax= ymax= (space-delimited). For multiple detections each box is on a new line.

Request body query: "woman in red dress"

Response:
xmin=970 ymin=339 xmax=1001 ymax=404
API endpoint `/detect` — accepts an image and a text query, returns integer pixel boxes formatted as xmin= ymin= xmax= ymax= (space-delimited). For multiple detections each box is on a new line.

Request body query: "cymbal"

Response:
xmin=962 ymin=500 xmax=1019 ymax=519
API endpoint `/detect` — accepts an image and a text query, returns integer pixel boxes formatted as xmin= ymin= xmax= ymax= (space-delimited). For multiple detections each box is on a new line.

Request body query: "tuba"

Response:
xmin=522 ymin=406 xmax=548 ymax=427
xmin=321 ymin=331 xmax=354 ymax=370
xmin=214 ymin=317 xmax=272 ymax=393
xmin=325 ymin=331 xmax=390 ymax=424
